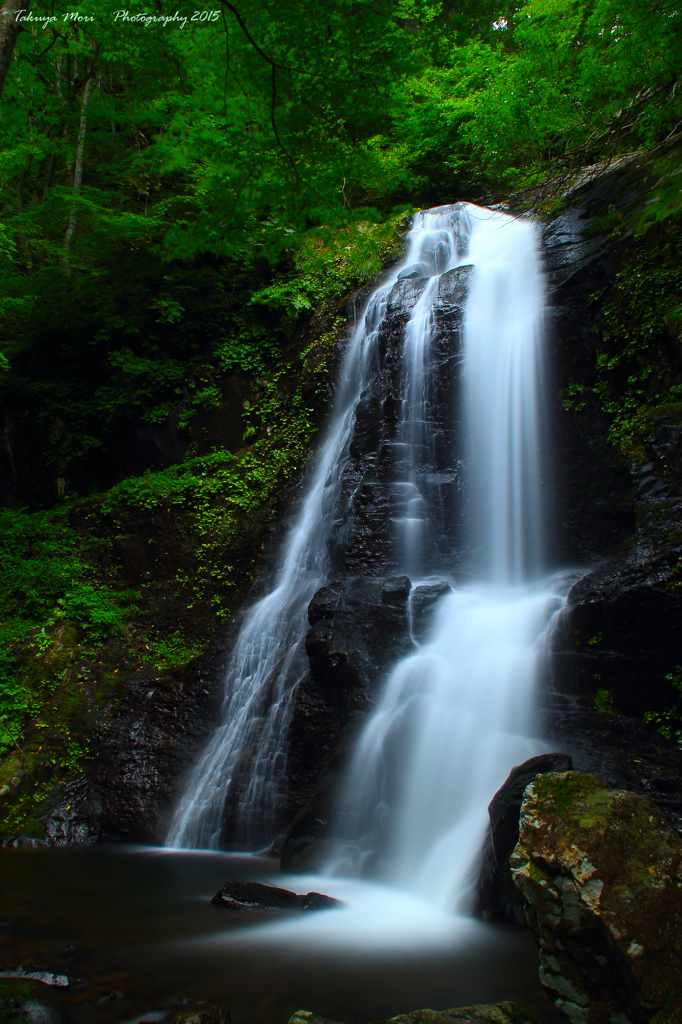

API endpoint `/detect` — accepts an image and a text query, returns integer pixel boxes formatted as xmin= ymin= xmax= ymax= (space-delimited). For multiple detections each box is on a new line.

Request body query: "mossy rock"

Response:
xmin=0 ymin=978 xmax=69 ymax=1024
xmin=510 ymin=771 xmax=682 ymax=1024
xmin=288 ymin=1003 xmax=547 ymax=1024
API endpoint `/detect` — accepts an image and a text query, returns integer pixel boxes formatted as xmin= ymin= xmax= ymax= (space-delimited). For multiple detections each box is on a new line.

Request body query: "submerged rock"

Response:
xmin=476 ymin=752 xmax=573 ymax=923
xmin=0 ymin=977 xmax=70 ymax=1024
xmin=289 ymin=1002 xmax=548 ymax=1024
xmin=510 ymin=770 xmax=682 ymax=1024
xmin=211 ymin=879 xmax=341 ymax=912
xmin=173 ymin=1005 xmax=226 ymax=1024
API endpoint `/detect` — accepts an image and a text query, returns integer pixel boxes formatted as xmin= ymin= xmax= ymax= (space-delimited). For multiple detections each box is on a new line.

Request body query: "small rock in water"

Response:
xmin=0 ymin=970 xmax=69 ymax=988
xmin=0 ymin=977 xmax=71 ymax=1024
xmin=297 ymin=891 xmax=340 ymax=911
xmin=211 ymin=878 xmax=342 ymax=912
xmin=173 ymin=1005 xmax=225 ymax=1024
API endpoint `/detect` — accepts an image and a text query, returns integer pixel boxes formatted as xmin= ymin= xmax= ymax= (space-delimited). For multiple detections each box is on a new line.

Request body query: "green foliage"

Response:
xmin=251 ymin=212 xmax=409 ymax=320
xmin=594 ymin=687 xmax=615 ymax=715
xmin=141 ymin=632 xmax=203 ymax=672
xmin=2 ymin=0 xmax=681 ymax=295
xmin=563 ymin=214 xmax=682 ymax=459
xmin=645 ymin=668 xmax=682 ymax=747
xmin=0 ymin=506 xmax=131 ymax=755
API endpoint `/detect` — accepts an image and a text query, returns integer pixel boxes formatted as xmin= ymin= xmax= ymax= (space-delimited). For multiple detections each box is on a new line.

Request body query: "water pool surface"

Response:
xmin=1 ymin=846 xmax=556 ymax=1024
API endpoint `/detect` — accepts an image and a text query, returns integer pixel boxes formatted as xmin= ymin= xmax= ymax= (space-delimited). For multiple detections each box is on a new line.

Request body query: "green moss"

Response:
xmin=594 ymin=688 xmax=616 ymax=715
xmin=532 ymin=771 xmax=605 ymax=817
xmin=250 ymin=212 xmax=409 ymax=323
xmin=645 ymin=667 xmax=682 ymax=748
xmin=532 ymin=771 xmax=584 ymax=814
xmin=0 ymin=505 xmax=136 ymax=759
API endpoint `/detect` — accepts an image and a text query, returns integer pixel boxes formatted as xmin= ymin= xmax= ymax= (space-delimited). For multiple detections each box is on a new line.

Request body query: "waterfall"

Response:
xmin=323 ymin=206 xmax=564 ymax=909
xmin=168 ymin=203 xmax=565 ymax=905
xmin=167 ymin=222 xmax=431 ymax=849
xmin=166 ymin=283 xmax=389 ymax=849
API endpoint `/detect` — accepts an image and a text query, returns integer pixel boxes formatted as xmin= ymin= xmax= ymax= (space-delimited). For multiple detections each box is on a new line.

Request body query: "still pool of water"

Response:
xmin=1 ymin=846 xmax=557 ymax=1024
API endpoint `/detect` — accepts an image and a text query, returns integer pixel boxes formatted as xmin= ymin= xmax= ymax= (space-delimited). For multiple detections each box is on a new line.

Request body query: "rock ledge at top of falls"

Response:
xmin=289 ymin=1002 xmax=549 ymax=1024
xmin=510 ymin=770 xmax=682 ymax=1024
xmin=437 ymin=264 xmax=474 ymax=306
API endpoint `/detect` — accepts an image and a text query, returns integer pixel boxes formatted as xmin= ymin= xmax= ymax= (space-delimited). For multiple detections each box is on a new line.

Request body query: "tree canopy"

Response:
xmin=1 ymin=0 xmax=680 ymax=283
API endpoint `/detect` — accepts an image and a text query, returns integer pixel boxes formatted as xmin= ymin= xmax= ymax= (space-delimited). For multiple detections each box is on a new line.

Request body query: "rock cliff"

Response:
xmin=542 ymin=142 xmax=682 ymax=831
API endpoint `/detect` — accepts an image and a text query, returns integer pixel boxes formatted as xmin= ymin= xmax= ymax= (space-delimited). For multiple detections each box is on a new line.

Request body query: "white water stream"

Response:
xmin=168 ymin=204 xmax=568 ymax=920
xmin=322 ymin=207 xmax=565 ymax=909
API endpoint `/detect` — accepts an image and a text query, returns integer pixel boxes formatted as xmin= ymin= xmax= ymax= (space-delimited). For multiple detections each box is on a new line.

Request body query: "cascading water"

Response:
xmin=166 ymin=285 xmax=386 ymax=849
xmin=323 ymin=206 xmax=566 ymax=909
xmin=166 ymin=215 xmax=459 ymax=850
xmin=168 ymin=203 xmax=567 ymax=920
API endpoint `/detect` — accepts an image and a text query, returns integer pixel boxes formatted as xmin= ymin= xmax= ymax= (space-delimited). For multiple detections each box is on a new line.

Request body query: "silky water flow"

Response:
xmin=167 ymin=204 xmax=569 ymax=925
xmin=323 ymin=206 xmax=566 ymax=911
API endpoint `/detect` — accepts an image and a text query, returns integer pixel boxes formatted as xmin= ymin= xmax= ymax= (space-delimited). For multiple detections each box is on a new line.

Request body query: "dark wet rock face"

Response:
xmin=410 ymin=581 xmax=452 ymax=643
xmin=1 ymin=654 xmax=226 ymax=846
xmin=263 ymin=256 xmax=473 ymax=852
xmin=511 ymin=771 xmax=682 ymax=1024
xmin=476 ymin=752 xmax=573 ymax=924
xmin=281 ymin=574 xmax=416 ymax=863
xmin=549 ymin=554 xmax=682 ymax=830
xmin=305 ymin=575 xmax=413 ymax=705
xmin=278 ymin=260 xmax=473 ymax=855
xmin=327 ymin=265 xmax=472 ymax=579
xmin=544 ymin=174 xmax=640 ymax=562
xmin=0 ymin=977 xmax=70 ymax=1024
xmin=212 ymin=879 xmax=341 ymax=912
xmin=541 ymin=149 xmax=682 ymax=831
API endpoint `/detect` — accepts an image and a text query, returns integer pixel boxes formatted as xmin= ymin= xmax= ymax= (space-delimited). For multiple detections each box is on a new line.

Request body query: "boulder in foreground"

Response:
xmin=212 ymin=879 xmax=342 ymax=912
xmin=511 ymin=771 xmax=682 ymax=1024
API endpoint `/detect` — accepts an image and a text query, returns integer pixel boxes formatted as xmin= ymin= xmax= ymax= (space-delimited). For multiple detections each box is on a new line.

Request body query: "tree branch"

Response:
xmin=218 ymin=0 xmax=300 ymax=180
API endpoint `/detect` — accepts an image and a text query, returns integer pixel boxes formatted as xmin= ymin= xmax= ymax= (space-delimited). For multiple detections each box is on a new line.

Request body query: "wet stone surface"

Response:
xmin=476 ymin=753 xmax=574 ymax=925
xmin=211 ymin=879 xmax=341 ymax=912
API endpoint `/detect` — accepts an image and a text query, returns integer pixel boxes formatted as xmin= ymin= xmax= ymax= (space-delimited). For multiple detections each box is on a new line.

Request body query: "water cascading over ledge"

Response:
xmin=167 ymin=205 xmax=569 ymax=908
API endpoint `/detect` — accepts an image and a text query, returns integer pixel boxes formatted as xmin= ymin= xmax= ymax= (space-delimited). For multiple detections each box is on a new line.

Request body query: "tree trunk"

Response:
xmin=61 ymin=74 xmax=96 ymax=267
xmin=0 ymin=0 xmax=29 ymax=100
xmin=16 ymin=152 xmax=33 ymax=267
